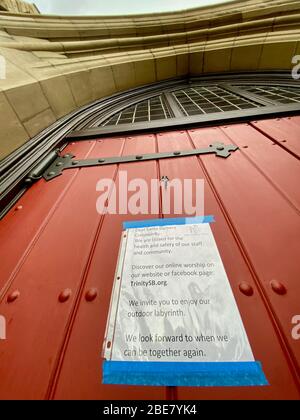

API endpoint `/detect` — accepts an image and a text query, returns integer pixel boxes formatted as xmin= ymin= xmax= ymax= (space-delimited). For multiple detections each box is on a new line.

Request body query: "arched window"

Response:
xmin=1 ymin=73 xmax=300 ymax=218
xmin=74 ymin=78 xmax=300 ymax=131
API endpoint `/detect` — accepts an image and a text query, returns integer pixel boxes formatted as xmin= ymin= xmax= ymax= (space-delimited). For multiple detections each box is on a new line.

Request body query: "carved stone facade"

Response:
xmin=0 ymin=0 xmax=39 ymax=14
xmin=0 ymin=0 xmax=299 ymax=159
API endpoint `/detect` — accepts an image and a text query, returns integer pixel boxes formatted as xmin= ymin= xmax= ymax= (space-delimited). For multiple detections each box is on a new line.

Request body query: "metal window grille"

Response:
xmin=102 ymin=95 xmax=172 ymax=126
xmin=172 ymin=86 xmax=261 ymax=116
xmin=237 ymin=85 xmax=300 ymax=104
xmin=99 ymin=83 xmax=300 ymax=128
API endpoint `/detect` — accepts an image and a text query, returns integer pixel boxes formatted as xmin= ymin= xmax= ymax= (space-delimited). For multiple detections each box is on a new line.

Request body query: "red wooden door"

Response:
xmin=0 ymin=118 xmax=299 ymax=400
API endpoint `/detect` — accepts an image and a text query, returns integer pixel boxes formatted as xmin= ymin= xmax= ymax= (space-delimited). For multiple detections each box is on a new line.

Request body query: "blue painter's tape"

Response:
xmin=123 ymin=215 xmax=215 ymax=230
xmin=103 ymin=361 xmax=268 ymax=387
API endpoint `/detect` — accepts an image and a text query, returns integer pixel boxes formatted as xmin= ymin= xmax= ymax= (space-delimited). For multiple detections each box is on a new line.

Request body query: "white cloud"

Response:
xmin=34 ymin=0 xmax=232 ymax=16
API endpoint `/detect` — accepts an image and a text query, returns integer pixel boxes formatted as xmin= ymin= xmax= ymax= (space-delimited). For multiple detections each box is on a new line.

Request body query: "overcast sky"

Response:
xmin=33 ymin=0 xmax=231 ymax=16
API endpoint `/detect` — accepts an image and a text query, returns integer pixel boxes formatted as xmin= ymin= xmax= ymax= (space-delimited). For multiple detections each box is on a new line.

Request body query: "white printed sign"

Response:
xmin=104 ymin=222 xmax=254 ymax=363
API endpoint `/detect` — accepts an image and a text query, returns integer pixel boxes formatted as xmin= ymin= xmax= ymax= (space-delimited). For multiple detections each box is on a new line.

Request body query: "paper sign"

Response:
xmin=104 ymin=221 xmax=255 ymax=364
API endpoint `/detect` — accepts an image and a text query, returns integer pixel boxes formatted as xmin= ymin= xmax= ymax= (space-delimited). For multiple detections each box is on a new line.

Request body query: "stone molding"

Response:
xmin=0 ymin=0 xmax=299 ymax=158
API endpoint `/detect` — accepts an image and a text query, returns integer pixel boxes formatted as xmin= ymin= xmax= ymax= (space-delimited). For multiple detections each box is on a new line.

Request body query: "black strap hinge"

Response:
xmin=42 ymin=142 xmax=238 ymax=181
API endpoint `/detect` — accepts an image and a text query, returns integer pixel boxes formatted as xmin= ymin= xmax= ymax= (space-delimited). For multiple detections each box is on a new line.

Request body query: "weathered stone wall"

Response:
xmin=0 ymin=0 xmax=299 ymax=159
xmin=0 ymin=0 xmax=39 ymax=14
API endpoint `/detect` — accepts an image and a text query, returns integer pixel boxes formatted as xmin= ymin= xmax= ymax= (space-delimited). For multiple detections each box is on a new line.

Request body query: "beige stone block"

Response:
xmin=135 ymin=25 xmax=163 ymax=37
xmin=90 ymin=66 xmax=116 ymax=100
xmin=145 ymin=41 xmax=170 ymax=50
xmin=5 ymin=81 xmax=50 ymax=122
xmin=32 ymin=51 xmax=67 ymax=59
xmin=176 ymin=53 xmax=189 ymax=77
xmin=0 ymin=30 xmax=12 ymax=39
xmin=273 ymin=14 xmax=300 ymax=32
xmin=206 ymin=36 xmax=235 ymax=51
xmin=7 ymin=25 xmax=80 ymax=39
xmin=243 ymin=3 xmax=300 ymax=21
xmin=238 ymin=16 xmax=274 ymax=34
xmin=0 ymin=36 xmax=15 ymax=43
xmin=40 ymin=75 xmax=76 ymax=118
xmin=259 ymin=41 xmax=297 ymax=70
xmin=26 ymin=62 xmax=64 ymax=80
xmin=48 ymin=60 xmax=92 ymax=74
xmin=185 ymin=18 xmax=210 ymax=31
xmin=103 ymin=54 xmax=131 ymax=66
xmin=127 ymin=50 xmax=153 ymax=60
xmin=162 ymin=22 xmax=186 ymax=33
xmin=189 ymin=51 xmax=204 ymax=75
xmin=142 ymin=34 xmax=169 ymax=49
xmin=239 ymin=24 xmax=272 ymax=36
xmin=265 ymin=31 xmax=299 ymax=45
xmin=69 ymin=18 xmax=108 ymax=26
xmin=134 ymin=59 xmax=156 ymax=87
xmin=203 ymin=48 xmax=232 ymax=73
xmin=0 ymin=92 xmax=29 ymax=160
xmin=189 ymin=43 xmax=205 ymax=54
xmin=107 ymin=26 xmax=136 ymax=38
xmin=0 ymin=47 xmax=40 ymax=66
xmin=149 ymin=46 xmax=175 ymax=58
xmin=211 ymin=12 xmax=242 ymax=27
xmin=77 ymin=28 xmax=110 ymax=39
xmin=230 ymin=44 xmax=263 ymax=71
xmin=0 ymin=50 xmax=37 ymax=89
xmin=168 ymin=32 xmax=187 ymax=47
xmin=117 ymin=45 xmax=140 ymax=54
xmin=208 ymin=22 xmax=239 ymax=40
xmin=117 ymin=37 xmax=142 ymax=52
xmin=66 ymin=70 xmax=93 ymax=107
xmin=186 ymin=29 xmax=206 ymax=44
xmin=173 ymin=45 xmax=189 ymax=55
xmin=23 ymin=108 xmax=56 ymax=138
xmin=155 ymin=55 xmax=177 ymax=81
xmin=233 ymin=33 xmax=270 ymax=50
xmin=11 ymin=34 xmax=51 ymax=43
xmin=111 ymin=62 xmax=136 ymax=91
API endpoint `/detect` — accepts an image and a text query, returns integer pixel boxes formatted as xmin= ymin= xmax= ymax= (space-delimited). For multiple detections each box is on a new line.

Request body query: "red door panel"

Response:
xmin=0 ymin=119 xmax=299 ymax=400
xmin=0 ymin=141 xmax=94 ymax=292
xmin=52 ymin=134 xmax=166 ymax=400
xmin=251 ymin=117 xmax=300 ymax=157
xmin=156 ymin=129 xmax=300 ymax=399
xmin=189 ymin=125 xmax=300 ymax=376
xmin=0 ymin=138 xmax=127 ymax=399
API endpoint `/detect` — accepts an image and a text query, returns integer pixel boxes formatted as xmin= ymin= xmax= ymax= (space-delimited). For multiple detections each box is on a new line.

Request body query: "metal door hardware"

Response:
xmin=42 ymin=142 xmax=238 ymax=181
xmin=160 ymin=176 xmax=169 ymax=189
